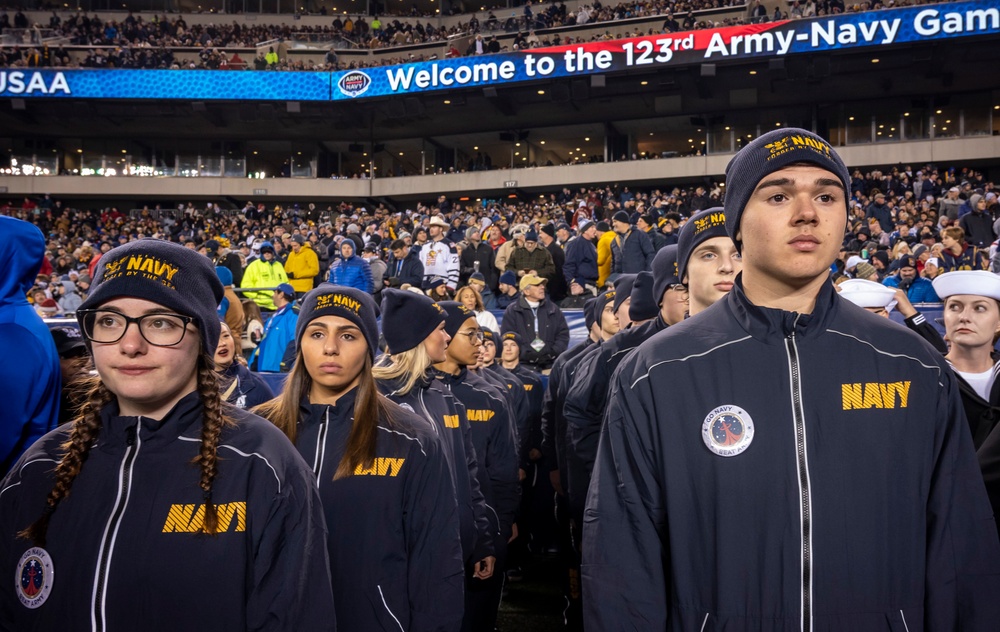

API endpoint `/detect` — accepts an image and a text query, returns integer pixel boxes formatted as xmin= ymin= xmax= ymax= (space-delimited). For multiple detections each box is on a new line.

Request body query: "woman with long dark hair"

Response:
xmin=0 ymin=239 xmax=334 ymax=630
xmin=257 ymin=284 xmax=464 ymax=631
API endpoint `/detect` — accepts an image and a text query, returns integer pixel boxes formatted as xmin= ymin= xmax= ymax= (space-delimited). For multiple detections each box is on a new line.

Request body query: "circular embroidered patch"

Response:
xmin=702 ymin=405 xmax=755 ymax=457
xmin=16 ymin=547 xmax=54 ymax=609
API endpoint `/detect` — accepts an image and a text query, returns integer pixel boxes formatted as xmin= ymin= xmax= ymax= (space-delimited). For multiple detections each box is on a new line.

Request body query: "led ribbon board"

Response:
xmin=2 ymin=0 xmax=997 ymax=101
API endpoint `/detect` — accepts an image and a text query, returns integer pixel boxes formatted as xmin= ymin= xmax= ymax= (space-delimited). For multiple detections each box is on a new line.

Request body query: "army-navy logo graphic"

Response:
xmin=702 ymin=405 xmax=754 ymax=457
xmin=338 ymin=71 xmax=372 ymax=98
xmin=16 ymin=547 xmax=54 ymax=609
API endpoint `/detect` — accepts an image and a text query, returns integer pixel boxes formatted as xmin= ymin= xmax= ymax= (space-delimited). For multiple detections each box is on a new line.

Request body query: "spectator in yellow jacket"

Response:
xmin=596 ymin=221 xmax=615 ymax=287
xmin=284 ymin=235 xmax=319 ymax=294
xmin=241 ymin=241 xmax=289 ymax=311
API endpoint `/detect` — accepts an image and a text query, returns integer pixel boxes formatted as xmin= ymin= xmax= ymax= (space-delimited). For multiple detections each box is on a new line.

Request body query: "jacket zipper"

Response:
xmin=784 ymin=321 xmax=813 ymax=632
xmin=91 ymin=422 xmax=141 ymax=632
xmin=312 ymin=408 xmax=329 ymax=486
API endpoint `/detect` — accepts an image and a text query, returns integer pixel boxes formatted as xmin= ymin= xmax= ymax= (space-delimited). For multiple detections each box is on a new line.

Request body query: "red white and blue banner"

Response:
xmin=2 ymin=0 xmax=997 ymax=101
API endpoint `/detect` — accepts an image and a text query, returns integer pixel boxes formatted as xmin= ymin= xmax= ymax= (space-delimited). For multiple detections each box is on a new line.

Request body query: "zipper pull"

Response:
xmin=126 ymin=426 xmax=137 ymax=446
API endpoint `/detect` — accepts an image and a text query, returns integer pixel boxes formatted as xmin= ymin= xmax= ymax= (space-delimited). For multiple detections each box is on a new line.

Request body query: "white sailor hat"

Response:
xmin=932 ymin=270 xmax=1000 ymax=301
xmin=838 ymin=279 xmax=898 ymax=311
xmin=845 ymin=255 xmax=865 ymax=271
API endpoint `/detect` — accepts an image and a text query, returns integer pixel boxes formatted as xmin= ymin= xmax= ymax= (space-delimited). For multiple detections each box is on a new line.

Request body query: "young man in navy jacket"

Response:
xmin=583 ymin=128 xmax=1000 ymax=630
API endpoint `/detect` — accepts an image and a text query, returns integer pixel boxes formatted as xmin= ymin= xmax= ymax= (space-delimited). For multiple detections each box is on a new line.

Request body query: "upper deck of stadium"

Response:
xmin=2 ymin=0 xmax=1000 ymax=209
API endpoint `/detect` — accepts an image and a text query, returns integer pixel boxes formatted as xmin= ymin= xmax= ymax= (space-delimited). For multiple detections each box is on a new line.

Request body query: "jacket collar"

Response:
xmin=727 ymin=273 xmax=839 ymax=342
xmin=99 ymin=390 xmax=204 ymax=450
xmin=517 ymin=294 xmax=547 ymax=309
xmin=433 ymin=366 xmax=468 ymax=385
xmin=300 ymin=386 xmax=358 ymax=427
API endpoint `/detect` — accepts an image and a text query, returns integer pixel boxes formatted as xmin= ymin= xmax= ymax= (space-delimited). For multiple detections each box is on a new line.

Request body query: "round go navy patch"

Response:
xmin=16 ymin=547 xmax=54 ymax=609
xmin=702 ymin=405 xmax=755 ymax=457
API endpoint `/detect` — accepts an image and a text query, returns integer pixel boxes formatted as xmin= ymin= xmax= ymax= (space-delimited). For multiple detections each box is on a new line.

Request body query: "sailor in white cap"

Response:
xmin=932 ymin=270 xmax=1000 ymax=537
xmin=836 ymin=279 xmax=897 ymax=317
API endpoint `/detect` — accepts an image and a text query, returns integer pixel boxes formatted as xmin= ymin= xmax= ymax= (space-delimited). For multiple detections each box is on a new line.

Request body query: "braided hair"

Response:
xmin=20 ymin=354 xmax=235 ymax=545
xmin=18 ymin=374 xmax=111 ymax=547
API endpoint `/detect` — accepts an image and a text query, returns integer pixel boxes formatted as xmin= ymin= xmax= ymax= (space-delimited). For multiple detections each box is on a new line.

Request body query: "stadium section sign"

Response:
xmin=3 ymin=0 xmax=998 ymax=101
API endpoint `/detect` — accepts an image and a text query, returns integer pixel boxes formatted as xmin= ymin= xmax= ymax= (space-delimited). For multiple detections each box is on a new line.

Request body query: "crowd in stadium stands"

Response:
xmin=1 ymin=0 xmax=942 ymax=70
xmin=4 ymin=161 xmax=998 ymax=324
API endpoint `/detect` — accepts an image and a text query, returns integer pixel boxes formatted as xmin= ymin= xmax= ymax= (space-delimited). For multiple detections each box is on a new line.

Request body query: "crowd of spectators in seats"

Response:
xmin=1 ymin=0 xmax=946 ymax=70
xmin=4 ymin=161 xmax=998 ymax=320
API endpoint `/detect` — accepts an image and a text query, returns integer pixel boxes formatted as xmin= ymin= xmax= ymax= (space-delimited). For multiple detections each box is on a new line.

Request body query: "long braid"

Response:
xmin=194 ymin=357 xmax=234 ymax=535
xmin=19 ymin=376 xmax=113 ymax=546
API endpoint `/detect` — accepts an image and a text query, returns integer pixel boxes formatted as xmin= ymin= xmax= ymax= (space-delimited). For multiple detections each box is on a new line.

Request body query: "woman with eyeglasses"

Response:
xmin=430 ymin=301 xmax=520 ymax=632
xmin=372 ymin=289 xmax=497 ymax=598
xmin=258 ymin=284 xmax=464 ymax=631
xmin=0 ymin=240 xmax=335 ymax=631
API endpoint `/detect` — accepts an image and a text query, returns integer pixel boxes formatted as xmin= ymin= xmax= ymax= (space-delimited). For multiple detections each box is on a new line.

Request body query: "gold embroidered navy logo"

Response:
xmin=315 ymin=293 xmax=362 ymax=314
xmin=162 ymin=502 xmax=247 ymax=533
xmin=354 ymin=457 xmax=406 ymax=477
xmin=841 ymin=381 xmax=910 ymax=410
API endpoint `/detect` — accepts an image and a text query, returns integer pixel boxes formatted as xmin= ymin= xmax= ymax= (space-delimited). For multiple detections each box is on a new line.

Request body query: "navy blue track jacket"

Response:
xmin=293 ymin=389 xmax=464 ymax=632
xmin=540 ymin=339 xmax=595 ymax=485
xmin=435 ymin=369 xmax=520 ymax=542
xmin=564 ymin=315 xmax=668 ymax=514
xmin=506 ymin=364 xmax=545 ymax=459
xmin=0 ymin=392 xmax=336 ymax=631
xmin=220 ymin=362 xmax=274 ymax=409
xmin=583 ymin=278 xmax=1000 ymax=630
xmin=480 ymin=365 xmax=530 ymax=468
xmin=377 ymin=375 xmax=493 ymax=564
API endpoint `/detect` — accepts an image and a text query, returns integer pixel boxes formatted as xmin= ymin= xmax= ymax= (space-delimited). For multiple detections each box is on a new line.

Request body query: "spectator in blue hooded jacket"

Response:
xmin=253 ymin=284 xmax=299 ymax=372
xmin=328 ymin=240 xmax=374 ymax=293
xmin=0 ymin=216 xmax=61 ymax=473
xmin=882 ymin=255 xmax=940 ymax=303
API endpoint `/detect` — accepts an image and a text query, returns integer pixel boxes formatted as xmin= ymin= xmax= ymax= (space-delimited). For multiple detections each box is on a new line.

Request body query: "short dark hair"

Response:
xmin=390 ymin=239 xmax=406 ymax=250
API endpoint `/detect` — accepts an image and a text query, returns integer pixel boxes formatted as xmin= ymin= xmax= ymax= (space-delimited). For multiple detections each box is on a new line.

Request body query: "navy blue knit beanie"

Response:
xmin=724 ymin=128 xmax=850 ymax=253
xmin=677 ymin=207 xmax=729 ymax=283
xmin=79 ymin=239 xmax=224 ymax=356
xmin=628 ymin=271 xmax=658 ymax=321
xmin=296 ymin=284 xmax=380 ymax=361
xmin=380 ymin=288 xmax=448 ymax=354
xmin=437 ymin=301 xmax=477 ymax=338
xmin=651 ymin=244 xmax=681 ymax=306
xmin=612 ymin=274 xmax=636 ymax=314
xmin=482 ymin=329 xmax=500 ymax=347
xmin=593 ymin=289 xmax=616 ymax=324
xmin=501 ymin=330 xmax=523 ymax=348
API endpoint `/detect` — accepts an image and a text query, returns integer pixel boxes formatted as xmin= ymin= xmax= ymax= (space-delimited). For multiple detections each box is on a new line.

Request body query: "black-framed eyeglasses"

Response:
xmin=457 ymin=329 xmax=484 ymax=343
xmin=78 ymin=309 xmax=194 ymax=347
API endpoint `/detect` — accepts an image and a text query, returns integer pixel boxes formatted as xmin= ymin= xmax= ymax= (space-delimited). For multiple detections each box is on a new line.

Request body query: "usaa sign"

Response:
xmin=0 ymin=71 xmax=70 ymax=95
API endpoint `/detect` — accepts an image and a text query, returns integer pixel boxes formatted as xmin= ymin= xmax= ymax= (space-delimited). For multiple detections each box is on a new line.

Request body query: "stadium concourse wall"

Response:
xmin=6 ymin=135 xmax=1000 ymax=201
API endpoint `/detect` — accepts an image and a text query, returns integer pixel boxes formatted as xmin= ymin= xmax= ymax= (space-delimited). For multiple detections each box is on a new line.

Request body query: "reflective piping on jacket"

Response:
xmin=417 ymin=389 xmax=440 ymax=437
xmin=900 ymin=609 xmax=910 ymax=632
xmin=784 ymin=321 xmax=813 ymax=632
xmin=0 ymin=458 xmax=58 ymax=501
xmin=630 ymin=336 xmax=753 ymax=388
xmin=91 ymin=423 xmax=141 ymax=632
xmin=699 ymin=612 xmax=710 ymax=632
xmin=377 ymin=426 xmax=428 ymax=457
xmin=178 ymin=436 xmax=284 ymax=493
xmin=377 ymin=584 xmax=405 ymax=632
